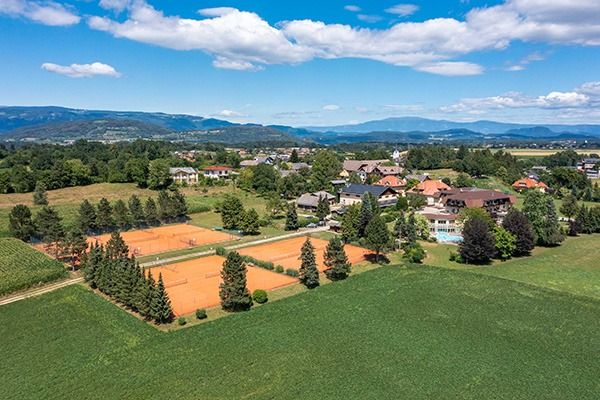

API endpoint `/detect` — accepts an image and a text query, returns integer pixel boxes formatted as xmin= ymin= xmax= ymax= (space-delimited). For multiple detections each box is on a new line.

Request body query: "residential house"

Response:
xmin=375 ymin=165 xmax=403 ymax=177
xmin=202 ymin=166 xmax=232 ymax=180
xmin=296 ymin=191 xmax=336 ymax=211
xmin=405 ymin=174 xmax=430 ymax=184
xmin=280 ymin=162 xmax=311 ymax=178
xmin=577 ymin=158 xmax=600 ymax=179
xmin=239 ymin=155 xmax=277 ymax=168
xmin=419 ymin=207 xmax=460 ymax=236
xmin=169 ymin=167 xmax=199 ymax=185
xmin=374 ymin=175 xmax=406 ymax=191
xmin=342 ymin=159 xmax=388 ymax=182
xmin=339 ymin=184 xmax=398 ymax=208
xmin=440 ymin=188 xmax=516 ymax=220
xmin=512 ymin=177 xmax=548 ymax=193
xmin=407 ymin=179 xmax=452 ymax=205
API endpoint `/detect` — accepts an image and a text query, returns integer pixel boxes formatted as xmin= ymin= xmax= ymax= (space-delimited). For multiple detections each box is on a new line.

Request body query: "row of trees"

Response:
xmin=77 ymin=190 xmax=188 ymax=234
xmin=458 ymin=191 xmax=563 ymax=264
xmin=81 ymin=233 xmax=173 ymax=324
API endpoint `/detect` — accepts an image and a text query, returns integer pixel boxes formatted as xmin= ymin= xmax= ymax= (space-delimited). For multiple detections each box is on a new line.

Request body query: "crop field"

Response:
xmin=0 ymin=238 xmax=67 ymax=296
xmin=423 ymin=234 xmax=600 ymax=299
xmin=485 ymin=148 xmax=600 ymax=157
xmin=2 ymin=266 xmax=600 ymax=399
xmin=150 ymin=255 xmax=297 ymax=315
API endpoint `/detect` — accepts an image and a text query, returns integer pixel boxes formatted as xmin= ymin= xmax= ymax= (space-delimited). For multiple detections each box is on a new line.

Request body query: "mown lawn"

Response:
xmin=0 ymin=238 xmax=67 ymax=296
xmin=423 ymin=234 xmax=600 ymax=299
xmin=2 ymin=266 xmax=600 ymax=399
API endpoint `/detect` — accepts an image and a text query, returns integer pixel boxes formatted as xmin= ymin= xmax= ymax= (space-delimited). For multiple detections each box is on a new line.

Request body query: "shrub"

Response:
xmin=195 ymin=309 xmax=207 ymax=320
xmin=275 ymin=265 xmax=284 ymax=273
xmin=449 ymin=251 xmax=464 ymax=263
xmin=252 ymin=289 xmax=268 ymax=304
xmin=178 ymin=317 xmax=187 ymax=326
xmin=402 ymin=242 xmax=426 ymax=264
xmin=215 ymin=247 xmax=227 ymax=256
xmin=285 ymin=268 xmax=299 ymax=277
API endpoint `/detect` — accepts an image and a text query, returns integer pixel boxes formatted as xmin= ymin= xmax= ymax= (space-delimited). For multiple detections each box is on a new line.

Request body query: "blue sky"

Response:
xmin=1 ymin=0 xmax=600 ymax=126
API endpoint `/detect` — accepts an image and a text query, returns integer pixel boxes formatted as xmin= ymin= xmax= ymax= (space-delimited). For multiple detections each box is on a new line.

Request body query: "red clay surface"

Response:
xmin=88 ymin=224 xmax=235 ymax=256
xmin=237 ymin=236 xmax=371 ymax=272
xmin=150 ymin=255 xmax=297 ymax=316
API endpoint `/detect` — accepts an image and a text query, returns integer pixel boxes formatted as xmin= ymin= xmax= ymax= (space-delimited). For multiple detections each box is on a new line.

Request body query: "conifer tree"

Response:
xmin=83 ymin=242 xmax=103 ymax=288
xmin=459 ymin=216 xmax=495 ymax=264
xmin=340 ymin=203 xmax=360 ymax=243
xmin=96 ymin=197 xmax=114 ymax=232
xmin=365 ymin=215 xmax=392 ymax=262
xmin=523 ymin=190 xmax=564 ymax=246
xmin=502 ymin=208 xmax=535 ymax=256
xmin=61 ymin=227 xmax=88 ymax=270
xmin=219 ymin=251 xmax=253 ymax=312
xmin=358 ymin=193 xmax=374 ymax=237
xmin=316 ymin=195 xmax=331 ymax=221
xmin=34 ymin=206 xmax=64 ymax=256
xmin=141 ymin=270 xmax=157 ymax=320
xmin=171 ymin=189 xmax=188 ymax=220
xmin=299 ymin=237 xmax=319 ymax=289
xmin=105 ymin=231 xmax=129 ymax=260
xmin=157 ymin=190 xmax=173 ymax=222
xmin=290 ymin=149 xmax=300 ymax=163
xmin=220 ymin=194 xmax=244 ymax=229
xmin=285 ymin=203 xmax=299 ymax=231
xmin=9 ymin=204 xmax=35 ymax=241
xmin=323 ymin=236 xmax=351 ymax=281
xmin=405 ymin=212 xmax=418 ymax=245
xmin=144 ymin=197 xmax=159 ymax=226
xmin=32 ymin=182 xmax=48 ymax=206
xmin=152 ymin=273 xmax=174 ymax=324
xmin=78 ymin=199 xmax=97 ymax=234
xmin=128 ymin=195 xmax=145 ymax=227
xmin=113 ymin=199 xmax=130 ymax=229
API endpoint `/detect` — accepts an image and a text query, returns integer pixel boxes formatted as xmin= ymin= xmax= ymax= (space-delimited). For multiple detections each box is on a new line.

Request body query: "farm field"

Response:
xmin=0 ymin=238 xmax=67 ymax=296
xmin=423 ymin=234 xmax=600 ymax=299
xmin=2 ymin=266 xmax=600 ymax=399
xmin=150 ymin=255 xmax=297 ymax=315
xmin=237 ymin=236 xmax=372 ymax=272
xmin=485 ymin=148 xmax=600 ymax=157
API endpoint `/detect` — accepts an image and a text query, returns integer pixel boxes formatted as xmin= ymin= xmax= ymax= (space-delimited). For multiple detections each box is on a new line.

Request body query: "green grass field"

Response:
xmin=423 ymin=234 xmax=600 ymax=299
xmin=0 ymin=238 xmax=67 ymax=296
xmin=2 ymin=266 xmax=600 ymax=399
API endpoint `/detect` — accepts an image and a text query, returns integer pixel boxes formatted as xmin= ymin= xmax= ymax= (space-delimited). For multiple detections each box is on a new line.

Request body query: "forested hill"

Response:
xmin=0 ymin=106 xmax=233 ymax=133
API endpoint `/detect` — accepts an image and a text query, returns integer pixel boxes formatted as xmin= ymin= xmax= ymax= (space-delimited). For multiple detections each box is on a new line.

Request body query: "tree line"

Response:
xmin=81 ymin=233 xmax=173 ymax=324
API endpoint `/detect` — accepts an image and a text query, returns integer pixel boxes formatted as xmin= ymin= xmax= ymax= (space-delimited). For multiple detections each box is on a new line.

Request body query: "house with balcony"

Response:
xmin=202 ymin=166 xmax=232 ymax=180
xmin=339 ymin=184 xmax=398 ymax=208
xmin=440 ymin=188 xmax=516 ymax=221
xmin=169 ymin=167 xmax=199 ymax=185
xmin=407 ymin=179 xmax=452 ymax=205
xmin=512 ymin=177 xmax=548 ymax=193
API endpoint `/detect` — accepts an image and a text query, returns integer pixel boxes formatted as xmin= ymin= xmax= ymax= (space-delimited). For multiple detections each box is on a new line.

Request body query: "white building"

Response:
xmin=169 ymin=167 xmax=199 ymax=185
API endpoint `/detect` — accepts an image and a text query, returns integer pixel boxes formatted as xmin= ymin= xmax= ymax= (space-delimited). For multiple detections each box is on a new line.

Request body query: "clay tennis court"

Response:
xmin=88 ymin=224 xmax=235 ymax=256
xmin=237 ymin=236 xmax=372 ymax=272
xmin=150 ymin=255 xmax=297 ymax=315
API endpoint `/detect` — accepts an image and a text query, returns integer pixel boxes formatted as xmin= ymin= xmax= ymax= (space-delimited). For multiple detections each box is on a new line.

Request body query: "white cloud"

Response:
xmin=41 ymin=62 xmax=121 ymax=78
xmin=323 ymin=104 xmax=340 ymax=111
xmin=99 ymin=0 xmax=129 ymax=13
xmin=505 ymin=51 xmax=547 ymax=71
xmin=214 ymin=109 xmax=247 ymax=118
xmin=385 ymin=4 xmax=419 ymax=17
xmin=0 ymin=0 xmax=80 ymax=26
xmin=344 ymin=5 xmax=361 ymax=13
xmin=85 ymin=0 xmax=600 ymax=75
xmin=357 ymin=14 xmax=382 ymax=23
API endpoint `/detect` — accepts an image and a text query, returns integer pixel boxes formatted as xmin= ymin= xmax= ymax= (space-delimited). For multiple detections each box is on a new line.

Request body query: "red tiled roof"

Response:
xmin=375 ymin=175 xmax=406 ymax=187
xmin=408 ymin=179 xmax=451 ymax=196
xmin=512 ymin=178 xmax=548 ymax=189
xmin=203 ymin=166 xmax=232 ymax=171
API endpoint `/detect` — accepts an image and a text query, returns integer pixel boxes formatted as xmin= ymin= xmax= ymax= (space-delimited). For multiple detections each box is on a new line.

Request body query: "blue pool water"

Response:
xmin=435 ymin=232 xmax=463 ymax=243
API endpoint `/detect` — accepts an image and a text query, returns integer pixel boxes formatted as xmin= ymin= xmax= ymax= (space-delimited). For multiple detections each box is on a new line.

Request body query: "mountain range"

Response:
xmin=1 ymin=106 xmax=599 ymax=145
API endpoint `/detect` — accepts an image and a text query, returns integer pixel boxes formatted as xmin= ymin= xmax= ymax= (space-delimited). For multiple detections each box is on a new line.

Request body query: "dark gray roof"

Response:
xmin=340 ymin=184 xmax=397 ymax=198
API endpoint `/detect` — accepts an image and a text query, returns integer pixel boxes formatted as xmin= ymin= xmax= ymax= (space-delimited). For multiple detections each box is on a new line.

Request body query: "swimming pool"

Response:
xmin=435 ymin=232 xmax=463 ymax=243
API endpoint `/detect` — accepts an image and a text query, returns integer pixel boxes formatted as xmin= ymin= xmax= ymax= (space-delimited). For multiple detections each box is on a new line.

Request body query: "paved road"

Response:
xmin=0 ymin=227 xmax=330 ymax=306
xmin=0 ymin=277 xmax=84 ymax=307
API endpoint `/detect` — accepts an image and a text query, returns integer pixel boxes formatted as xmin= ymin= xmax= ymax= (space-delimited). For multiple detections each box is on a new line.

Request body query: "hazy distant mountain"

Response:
xmin=304 ymin=117 xmax=600 ymax=136
xmin=0 ymin=106 xmax=234 ymax=133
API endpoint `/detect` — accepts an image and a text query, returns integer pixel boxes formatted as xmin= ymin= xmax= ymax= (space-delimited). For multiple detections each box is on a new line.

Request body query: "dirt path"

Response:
xmin=0 ymin=277 xmax=84 ymax=306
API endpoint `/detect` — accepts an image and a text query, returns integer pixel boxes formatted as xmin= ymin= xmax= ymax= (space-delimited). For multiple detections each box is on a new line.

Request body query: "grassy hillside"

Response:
xmin=2 ymin=265 xmax=600 ymax=399
xmin=0 ymin=238 xmax=67 ymax=296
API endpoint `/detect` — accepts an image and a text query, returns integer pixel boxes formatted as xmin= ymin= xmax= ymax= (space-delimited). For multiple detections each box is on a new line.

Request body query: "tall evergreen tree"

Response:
xmin=502 ymin=208 xmax=535 ymax=256
xmin=171 ymin=189 xmax=188 ymax=220
xmin=220 ymin=194 xmax=244 ymax=230
xmin=144 ymin=197 xmax=159 ymax=226
xmin=323 ymin=236 xmax=351 ymax=281
xmin=105 ymin=231 xmax=129 ymax=260
xmin=34 ymin=206 xmax=64 ymax=255
xmin=151 ymin=273 xmax=174 ymax=324
xmin=157 ymin=190 xmax=173 ymax=222
xmin=113 ymin=199 xmax=131 ymax=229
xmin=96 ymin=197 xmax=114 ymax=232
xmin=459 ymin=217 xmax=496 ymax=264
xmin=83 ymin=242 xmax=103 ymax=288
xmin=141 ymin=270 xmax=157 ymax=320
xmin=299 ymin=238 xmax=320 ymax=289
xmin=290 ymin=149 xmax=300 ymax=163
xmin=219 ymin=252 xmax=253 ymax=312
xmin=9 ymin=204 xmax=35 ymax=241
xmin=358 ymin=193 xmax=374 ymax=237
xmin=365 ymin=215 xmax=392 ymax=262
xmin=523 ymin=190 xmax=564 ymax=246
xmin=285 ymin=203 xmax=299 ymax=231
xmin=32 ymin=182 xmax=48 ymax=206
xmin=240 ymin=208 xmax=260 ymax=235
xmin=340 ymin=203 xmax=360 ymax=243
xmin=61 ymin=227 xmax=88 ymax=270
xmin=405 ymin=212 xmax=418 ymax=245
xmin=316 ymin=195 xmax=331 ymax=221
xmin=128 ymin=195 xmax=145 ymax=227
xmin=78 ymin=199 xmax=97 ymax=233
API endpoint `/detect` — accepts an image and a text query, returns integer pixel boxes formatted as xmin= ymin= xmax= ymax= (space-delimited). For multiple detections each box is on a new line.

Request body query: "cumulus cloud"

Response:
xmin=323 ymin=104 xmax=340 ymax=111
xmin=99 ymin=0 xmax=129 ymax=13
xmin=41 ymin=62 xmax=121 ymax=78
xmin=344 ymin=5 xmax=361 ymax=13
xmin=441 ymin=82 xmax=600 ymax=115
xmin=84 ymin=0 xmax=600 ymax=75
xmin=0 ymin=0 xmax=80 ymax=26
xmin=214 ymin=109 xmax=247 ymax=118
xmin=385 ymin=4 xmax=419 ymax=17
